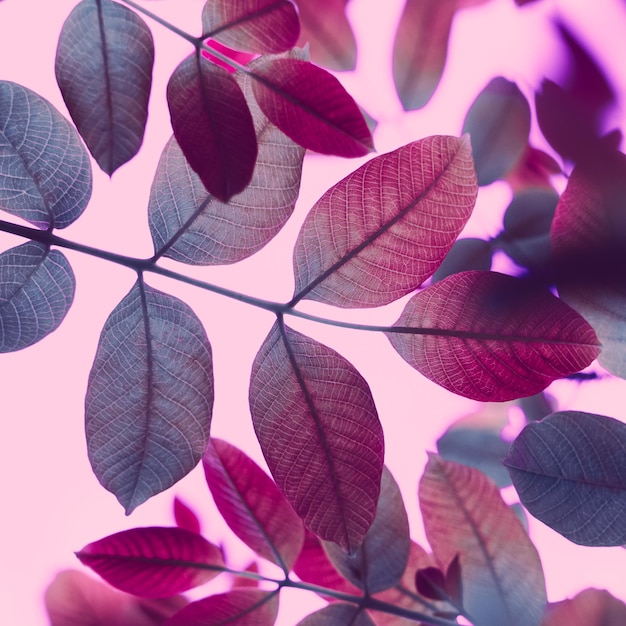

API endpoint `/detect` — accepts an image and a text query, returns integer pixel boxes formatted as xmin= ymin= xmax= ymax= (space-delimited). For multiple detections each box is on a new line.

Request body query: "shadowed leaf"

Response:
xmin=542 ymin=588 xmax=626 ymax=626
xmin=55 ymin=0 xmax=154 ymax=175
xmin=297 ymin=603 xmax=376 ymax=626
xmin=173 ymin=497 xmax=202 ymax=535
xmin=431 ymin=237 xmax=492 ymax=283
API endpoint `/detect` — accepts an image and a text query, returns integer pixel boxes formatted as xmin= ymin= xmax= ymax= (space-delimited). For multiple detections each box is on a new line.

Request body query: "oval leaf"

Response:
xmin=173 ymin=497 xmax=202 ymax=535
xmin=0 ymin=241 xmax=75 ymax=352
xmin=249 ymin=319 xmax=384 ymax=553
xmin=291 ymin=135 xmax=477 ymax=308
xmin=504 ymin=411 xmax=626 ymax=546
xmin=419 ymin=454 xmax=547 ymax=626
xmin=251 ymin=57 xmax=373 ymax=157
xmin=167 ymin=53 xmax=257 ymax=202
xmin=431 ymin=237 xmax=493 ymax=283
xmin=0 ymin=81 xmax=92 ymax=229
xmin=85 ymin=280 xmax=214 ymax=514
xmin=385 ymin=271 xmax=601 ymax=401
xmin=543 ymin=588 xmax=626 ymax=626
xmin=55 ymin=0 xmax=154 ymax=175
xmin=296 ymin=603 xmax=376 ymax=626
xmin=203 ymin=438 xmax=305 ymax=571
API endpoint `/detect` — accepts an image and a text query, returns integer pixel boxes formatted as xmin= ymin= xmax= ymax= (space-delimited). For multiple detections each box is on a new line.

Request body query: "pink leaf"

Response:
xmin=173 ymin=497 xmax=202 ymax=535
xmin=163 ymin=589 xmax=279 ymax=626
xmin=250 ymin=57 xmax=374 ymax=157
xmin=231 ymin=562 xmax=261 ymax=589
xmin=249 ymin=319 xmax=384 ymax=553
xmin=167 ymin=53 xmax=257 ymax=202
xmin=542 ymin=588 xmax=626 ymax=626
xmin=296 ymin=603 xmax=377 ymax=626
xmin=291 ymin=135 xmax=477 ymax=308
xmin=76 ymin=527 xmax=225 ymax=597
xmin=202 ymin=0 xmax=299 ymax=54
xmin=203 ymin=438 xmax=305 ymax=571
xmin=202 ymin=40 xmax=255 ymax=74
xmin=386 ymin=271 xmax=601 ymax=401
xmin=420 ymin=455 xmax=547 ymax=626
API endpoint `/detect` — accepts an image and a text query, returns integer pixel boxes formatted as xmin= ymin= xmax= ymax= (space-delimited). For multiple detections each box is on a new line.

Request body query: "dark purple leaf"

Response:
xmin=542 ymin=588 xmax=626 ymax=626
xmin=76 ymin=527 xmax=224 ymax=597
xmin=444 ymin=554 xmax=463 ymax=608
xmin=249 ymin=319 xmax=384 ymax=553
xmin=504 ymin=411 xmax=626 ymax=546
xmin=55 ymin=0 xmax=154 ymax=175
xmin=415 ymin=566 xmax=447 ymax=602
xmin=85 ymin=280 xmax=214 ymax=514
xmin=431 ymin=238 xmax=492 ymax=283
xmin=514 ymin=0 xmax=543 ymax=5
xmin=296 ymin=603 xmax=376 ymax=626
xmin=167 ymin=53 xmax=257 ymax=202
xmin=173 ymin=497 xmax=202 ymax=535
xmin=0 ymin=81 xmax=92 ymax=229
xmin=385 ymin=270 xmax=601 ymax=401
xmin=291 ymin=135 xmax=477 ymax=308
xmin=419 ymin=454 xmax=547 ymax=626
xmin=203 ymin=438 xmax=305 ymax=571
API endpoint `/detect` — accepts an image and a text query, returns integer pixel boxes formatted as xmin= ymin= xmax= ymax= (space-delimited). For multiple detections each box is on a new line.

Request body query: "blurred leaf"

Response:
xmin=291 ymin=135 xmax=477 ymax=308
xmin=505 ymin=145 xmax=562 ymax=192
xmin=415 ymin=566 xmax=447 ymax=601
xmin=0 ymin=81 xmax=92 ymax=229
xmin=231 ymin=562 xmax=260 ymax=589
xmin=297 ymin=603 xmax=376 ymax=626
xmin=542 ymin=588 xmax=626 ymax=626
xmin=85 ymin=280 xmax=214 ymax=514
xmin=55 ymin=0 xmax=154 ymax=175
xmin=505 ymin=411 xmax=626 ymax=546
xmin=173 ymin=497 xmax=202 ymax=535
xmin=249 ymin=319 xmax=384 ymax=553
xmin=431 ymin=237 xmax=492 ymax=283
xmin=517 ymin=391 xmax=556 ymax=422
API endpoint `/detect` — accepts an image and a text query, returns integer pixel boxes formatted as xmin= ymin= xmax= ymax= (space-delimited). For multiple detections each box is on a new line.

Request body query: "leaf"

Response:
xmin=323 ymin=467 xmax=410 ymax=594
xmin=419 ymin=454 xmax=547 ymax=626
xmin=431 ymin=237 xmax=493 ymax=283
xmin=385 ymin=271 xmax=601 ymax=401
xmin=167 ymin=53 xmax=257 ymax=202
xmin=542 ymin=588 xmax=626 ymax=626
xmin=504 ymin=411 xmax=626 ymax=546
xmin=249 ymin=318 xmax=384 ymax=553
xmin=291 ymin=135 xmax=477 ymax=308
xmin=76 ymin=527 xmax=225 ymax=597
xmin=85 ymin=280 xmax=214 ymax=514
xmin=55 ymin=0 xmax=154 ymax=175
xmin=203 ymin=438 xmax=305 ymax=571
xmin=202 ymin=0 xmax=300 ymax=54
xmin=296 ymin=603 xmax=376 ymax=626
xmin=202 ymin=39 xmax=256 ymax=74
xmin=414 ymin=567 xmax=447 ymax=601
xmin=250 ymin=57 xmax=373 ymax=157
xmin=0 ymin=241 xmax=75 ymax=352
xmin=173 ymin=497 xmax=202 ymax=535
xmin=163 ymin=589 xmax=279 ymax=626
xmin=0 ymin=81 xmax=92 ymax=229
xmin=462 ymin=77 xmax=531 ymax=186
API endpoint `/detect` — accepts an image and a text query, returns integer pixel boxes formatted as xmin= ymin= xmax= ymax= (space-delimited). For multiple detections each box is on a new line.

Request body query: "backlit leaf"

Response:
xmin=249 ymin=319 xmax=384 ymax=553
xmin=0 ymin=81 xmax=92 ymax=229
xmin=542 ymin=588 xmax=626 ymax=626
xmin=297 ymin=603 xmax=376 ymax=626
xmin=504 ymin=411 xmax=626 ymax=546
xmin=85 ymin=280 xmax=214 ymax=514
xmin=203 ymin=438 xmax=305 ymax=571
xmin=291 ymin=135 xmax=477 ymax=308
xmin=76 ymin=527 xmax=224 ymax=597
xmin=419 ymin=454 xmax=547 ymax=626
xmin=173 ymin=497 xmax=202 ymax=535
xmin=386 ymin=271 xmax=601 ymax=401
xmin=55 ymin=0 xmax=154 ymax=175
xmin=0 ymin=241 xmax=75 ymax=352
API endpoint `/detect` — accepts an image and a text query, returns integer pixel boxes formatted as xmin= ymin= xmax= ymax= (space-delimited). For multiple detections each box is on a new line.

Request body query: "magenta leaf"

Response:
xmin=431 ymin=237 xmax=493 ymax=283
xmin=0 ymin=81 xmax=92 ymax=229
xmin=0 ymin=242 xmax=75 ymax=352
xmin=203 ymin=438 xmax=305 ymax=571
xmin=542 ymin=588 xmax=626 ymax=626
xmin=291 ymin=135 xmax=477 ymax=308
xmin=85 ymin=280 xmax=214 ymax=514
xmin=249 ymin=319 xmax=384 ymax=553
xmin=202 ymin=0 xmax=300 ymax=54
xmin=414 ymin=566 xmax=447 ymax=601
xmin=296 ymin=603 xmax=376 ymax=626
xmin=202 ymin=40 xmax=256 ymax=74
xmin=323 ymin=467 xmax=410 ymax=594
xmin=419 ymin=454 xmax=547 ymax=626
xmin=76 ymin=527 xmax=225 ymax=597
xmin=163 ymin=589 xmax=279 ymax=626
xmin=385 ymin=270 xmax=601 ymax=401
xmin=167 ymin=53 xmax=257 ymax=202
xmin=250 ymin=57 xmax=374 ymax=157
xmin=504 ymin=411 xmax=626 ymax=546
xmin=55 ymin=0 xmax=154 ymax=175
xmin=174 ymin=497 xmax=202 ymax=535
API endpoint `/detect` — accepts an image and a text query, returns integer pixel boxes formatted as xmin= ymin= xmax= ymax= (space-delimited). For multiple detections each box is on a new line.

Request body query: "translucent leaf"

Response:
xmin=0 ymin=241 xmax=75 ymax=352
xmin=249 ymin=319 xmax=384 ymax=553
xmin=542 ymin=588 xmax=626 ymax=626
xmin=0 ymin=81 xmax=92 ymax=229
xmin=202 ymin=0 xmax=300 ymax=53
xmin=55 ymin=0 xmax=154 ymax=175
xmin=504 ymin=411 xmax=626 ymax=546
xmin=167 ymin=53 xmax=257 ymax=202
xmin=85 ymin=280 xmax=214 ymax=514
xmin=173 ymin=497 xmax=202 ymax=535
xmin=250 ymin=57 xmax=374 ymax=157
xmin=76 ymin=527 xmax=224 ymax=597
xmin=386 ymin=271 xmax=601 ymax=401
xmin=296 ymin=603 xmax=376 ymax=626
xmin=419 ymin=454 xmax=547 ymax=626
xmin=323 ymin=467 xmax=410 ymax=594
xmin=203 ymin=438 xmax=305 ymax=571
xmin=431 ymin=237 xmax=492 ymax=283
xmin=291 ymin=136 xmax=477 ymax=308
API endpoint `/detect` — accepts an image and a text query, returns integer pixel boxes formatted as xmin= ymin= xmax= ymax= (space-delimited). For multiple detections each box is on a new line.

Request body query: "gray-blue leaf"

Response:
xmin=85 ymin=281 xmax=214 ymax=514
